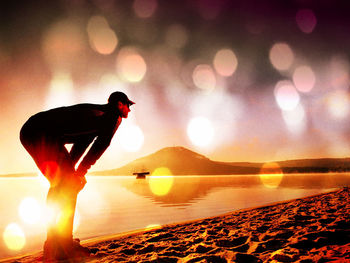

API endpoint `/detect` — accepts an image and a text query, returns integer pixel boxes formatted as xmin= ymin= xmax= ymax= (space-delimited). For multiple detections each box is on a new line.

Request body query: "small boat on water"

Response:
xmin=133 ymin=171 xmax=150 ymax=179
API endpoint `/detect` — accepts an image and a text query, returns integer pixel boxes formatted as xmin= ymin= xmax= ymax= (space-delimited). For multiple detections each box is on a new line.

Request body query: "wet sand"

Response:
xmin=4 ymin=187 xmax=350 ymax=262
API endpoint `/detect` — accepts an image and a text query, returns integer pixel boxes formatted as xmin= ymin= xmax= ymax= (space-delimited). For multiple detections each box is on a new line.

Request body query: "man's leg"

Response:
xmin=20 ymin=123 xmax=89 ymax=260
xmin=43 ymin=144 xmax=84 ymax=255
xmin=44 ymin=151 xmax=76 ymax=237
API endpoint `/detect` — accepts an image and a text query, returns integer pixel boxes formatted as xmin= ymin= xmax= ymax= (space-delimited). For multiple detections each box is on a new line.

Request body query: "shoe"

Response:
xmin=71 ymin=239 xmax=91 ymax=256
xmin=43 ymin=238 xmax=90 ymax=262
xmin=43 ymin=240 xmax=68 ymax=262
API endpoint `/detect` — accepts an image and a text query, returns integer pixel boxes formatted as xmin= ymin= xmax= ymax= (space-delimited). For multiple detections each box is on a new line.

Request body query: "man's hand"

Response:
xmin=79 ymin=175 xmax=87 ymax=189
xmin=76 ymin=166 xmax=87 ymax=177
xmin=75 ymin=166 xmax=88 ymax=191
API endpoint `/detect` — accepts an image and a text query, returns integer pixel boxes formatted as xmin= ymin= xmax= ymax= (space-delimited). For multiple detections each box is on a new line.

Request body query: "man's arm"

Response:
xmin=76 ymin=116 xmax=120 ymax=176
xmin=75 ymin=135 xmax=113 ymax=176
xmin=70 ymin=136 xmax=95 ymax=167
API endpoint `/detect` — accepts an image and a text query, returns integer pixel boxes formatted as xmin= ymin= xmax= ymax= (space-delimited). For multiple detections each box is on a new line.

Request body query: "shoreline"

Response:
xmin=2 ymin=187 xmax=349 ymax=262
xmin=2 ymin=171 xmax=350 ymax=178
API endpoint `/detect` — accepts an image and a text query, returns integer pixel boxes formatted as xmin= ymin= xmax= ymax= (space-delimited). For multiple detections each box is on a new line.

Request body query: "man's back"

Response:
xmin=26 ymin=103 xmax=119 ymax=143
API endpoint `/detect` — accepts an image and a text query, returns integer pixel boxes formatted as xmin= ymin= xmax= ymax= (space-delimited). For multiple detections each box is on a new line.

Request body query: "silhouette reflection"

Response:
xmin=120 ymin=173 xmax=350 ymax=207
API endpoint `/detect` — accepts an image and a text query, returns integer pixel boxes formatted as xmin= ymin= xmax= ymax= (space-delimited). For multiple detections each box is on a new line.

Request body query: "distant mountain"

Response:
xmin=4 ymin=147 xmax=350 ymax=177
xmin=92 ymin=146 xmax=350 ymax=176
xmin=93 ymin=146 xmax=261 ymax=175
xmin=276 ymin=157 xmax=350 ymax=173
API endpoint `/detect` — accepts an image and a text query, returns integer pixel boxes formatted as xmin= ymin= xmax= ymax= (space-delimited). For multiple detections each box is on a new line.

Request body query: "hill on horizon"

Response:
xmin=92 ymin=146 xmax=350 ymax=176
xmin=3 ymin=146 xmax=350 ymax=177
xmin=93 ymin=146 xmax=261 ymax=176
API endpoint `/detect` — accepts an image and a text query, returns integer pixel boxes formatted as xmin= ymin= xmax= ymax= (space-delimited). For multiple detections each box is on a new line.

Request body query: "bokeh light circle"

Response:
xmin=296 ymin=9 xmax=317 ymax=34
xmin=259 ymin=162 xmax=284 ymax=188
xmin=133 ymin=0 xmax=158 ymax=18
xmin=274 ymin=81 xmax=300 ymax=111
xmin=116 ymin=48 xmax=147 ymax=82
xmin=269 ymin=43 xmax=294 ymax=71
xmin=3 ymin=223 xmax=26 ymax=251
xmin=19 ymin=197 xmax=41 ymax=224
xmin=192 ymin=64 xmax=216 ymax=91
xmin=90 ymin=28 xmax=118 ymax=55
xmin=37 ymin=172 xmax=50 ymax=188
xmin=282 ymin=104 xmax=306 ymax=135
xmin=293 ymin=65 xmax=316 ymax=93
xmin=119 ymin=124 xmax=144 ymax=152
xmin=46 ymin=71 xmax=74 ymax=109
xmin=330 ymin=56 xmax=350 ymax=90
xmin=87 ymin=16 xmax=118 ymax=55
xmin=187 ymin=117 xmax=214 ymax=147
xmin=213 ymin=49 xmax=238 ymax=76
xmin=42 ymin=20 xmax=85 ymax=68
xmin=327 ymin=90 xmax=350 ymax=119
xmin=149 ymin=167 xmax=174 ymax=196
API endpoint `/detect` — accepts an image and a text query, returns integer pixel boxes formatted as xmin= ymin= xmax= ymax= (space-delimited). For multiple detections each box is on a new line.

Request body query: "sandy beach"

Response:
xmin=3 ymin=187 xmax=350 ymax=263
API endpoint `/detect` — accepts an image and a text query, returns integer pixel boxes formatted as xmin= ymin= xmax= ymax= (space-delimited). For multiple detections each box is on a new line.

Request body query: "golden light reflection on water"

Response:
xmin=149 ymin=167 xmax=174 ymax=196
xmin=3 ymin=223 xmax=26 ymax=251
xmin=145 ymin=224 xmax=161 ymax=229
xmin=259 ymin=162 xmax=284 ymax=188
xmin=78 ymin=177 xmax=110 ymax=221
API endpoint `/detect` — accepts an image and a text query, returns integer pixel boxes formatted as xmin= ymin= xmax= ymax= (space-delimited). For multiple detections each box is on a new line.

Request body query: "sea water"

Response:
xmin=0 ymin=173 xmax=349 ymax=259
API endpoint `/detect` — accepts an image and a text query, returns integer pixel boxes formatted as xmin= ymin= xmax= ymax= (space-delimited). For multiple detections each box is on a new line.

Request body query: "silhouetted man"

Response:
xmin=20 ymin=91 xmax=134 ymax=261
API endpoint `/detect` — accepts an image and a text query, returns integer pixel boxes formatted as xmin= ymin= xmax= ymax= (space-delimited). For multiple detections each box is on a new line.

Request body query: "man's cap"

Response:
xmin=108 ymin=91 xmax=135 ymax=106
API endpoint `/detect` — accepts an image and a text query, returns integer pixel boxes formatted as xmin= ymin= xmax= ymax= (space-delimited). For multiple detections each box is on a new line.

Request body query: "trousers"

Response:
xmin=20 ymin=120 xmax=82 ymax=242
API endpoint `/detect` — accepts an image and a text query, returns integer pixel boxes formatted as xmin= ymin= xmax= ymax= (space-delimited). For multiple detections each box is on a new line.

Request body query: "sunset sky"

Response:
xmin=1 ymin=0 xmax=350 ymax=174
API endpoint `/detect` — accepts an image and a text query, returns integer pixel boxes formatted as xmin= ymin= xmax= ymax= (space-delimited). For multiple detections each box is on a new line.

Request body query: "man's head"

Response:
xmin=108 ymin=91 xmax=135 ymax=118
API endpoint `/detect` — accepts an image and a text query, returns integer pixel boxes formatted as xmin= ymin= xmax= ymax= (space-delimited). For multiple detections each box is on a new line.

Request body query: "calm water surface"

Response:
xmin=0 ymin=173 xmax=349 ymax=259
